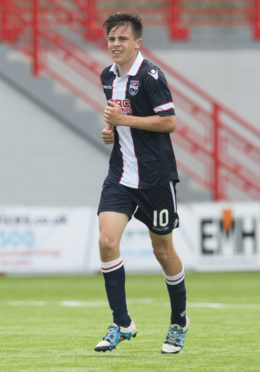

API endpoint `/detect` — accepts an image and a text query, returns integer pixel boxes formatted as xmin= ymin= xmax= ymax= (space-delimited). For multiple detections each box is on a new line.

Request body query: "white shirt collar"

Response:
xmin=109 ymin=51 xmax=144 ymax=77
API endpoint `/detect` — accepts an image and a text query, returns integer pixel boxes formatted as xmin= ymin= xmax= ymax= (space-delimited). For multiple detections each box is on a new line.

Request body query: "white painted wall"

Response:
xmin=160 ymin=49 xmax=260 ymax=127
xmin=0 ymin=79 xmax=109 ymax=206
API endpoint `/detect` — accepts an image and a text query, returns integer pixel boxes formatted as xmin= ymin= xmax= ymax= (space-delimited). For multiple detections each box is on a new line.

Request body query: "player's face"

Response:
xmin=107 ymin=25 xmax=142 ymax=75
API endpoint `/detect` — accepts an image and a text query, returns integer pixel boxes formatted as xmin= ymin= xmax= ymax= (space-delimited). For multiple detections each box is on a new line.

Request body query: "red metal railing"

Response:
xmin=169 ymin=0 xmax=260 ymax=40
xmin=0 ymin=0 xmax=105 ymax=110
xmin=1 ymin=1 xmax=259 ymax=40
xmin=95 ymin=0 xmax=169 ymax=26
xmin=254 ymin=0 xmax=260 ymax=37
xmin=140 ymin=46 xmax=260 ymax=200
xmin=91 ymin=0 xmax=260 ymax=40
xmin=0 ymin=0 xmax=259 ymax=201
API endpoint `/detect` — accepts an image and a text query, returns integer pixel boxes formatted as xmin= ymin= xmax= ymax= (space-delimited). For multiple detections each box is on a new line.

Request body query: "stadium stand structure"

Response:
xmin=0 ymin=0 xmax=259 ymax=201
xmin=0 ymin=44 xmax=107 ymax=154
xmin=86 ymin=0 xmax=260 ymax=40
xmin=0 ymin=44 xmax=211 ymax=203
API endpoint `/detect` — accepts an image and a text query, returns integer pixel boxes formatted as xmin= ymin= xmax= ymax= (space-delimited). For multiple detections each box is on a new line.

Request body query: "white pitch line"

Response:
xmin=60 ymin=299 xmax=154 ymax=307
xmin=189 ymin=302 xmax=260 ymax=309
xmin=9 ymin=301 xmax=46 ymax=307
xmin=5 ymin=300 xmax=260 ymax=309
xmin=60 ymin=300 xmax=107 ymax=307
xmin=5 ymin=298 xmax=154 ymax=308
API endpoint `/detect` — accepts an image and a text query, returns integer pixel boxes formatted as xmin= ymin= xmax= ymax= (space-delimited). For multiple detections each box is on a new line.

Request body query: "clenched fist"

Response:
xmin=102 ymin=125 xmax=114 ymax=144
xmin=104 ymin=100 xmax=125 ymax=127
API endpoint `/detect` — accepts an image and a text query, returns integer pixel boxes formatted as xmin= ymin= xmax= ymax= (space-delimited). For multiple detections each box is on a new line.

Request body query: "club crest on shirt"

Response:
xmin=129 ymin=80 xmax=139 ymax=96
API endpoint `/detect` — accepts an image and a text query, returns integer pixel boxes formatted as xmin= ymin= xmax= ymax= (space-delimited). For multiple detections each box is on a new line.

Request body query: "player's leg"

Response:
xmin=95 ymin=182 xmax=137 ymax=352
xmin=149 ymin=231 xmax=187 ymax=324
xmin=149 ymin=230 xmax=182 ymax=276
xmin=133 ymin=181 xmax=189 ymax=353
xmin=149 ymin=231 xmax=189 ymax=354
xmin=99 ymin=210 xmax=128 ymax=262
xmin=99 ymin=211 xmax=131 ymax=328
xmin=95 ymin=212 xmax=137 ymax=352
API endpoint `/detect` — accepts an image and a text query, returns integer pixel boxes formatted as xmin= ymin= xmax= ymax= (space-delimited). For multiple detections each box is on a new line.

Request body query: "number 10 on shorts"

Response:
xmin=153 ymin=209 xmax=169 ymax=227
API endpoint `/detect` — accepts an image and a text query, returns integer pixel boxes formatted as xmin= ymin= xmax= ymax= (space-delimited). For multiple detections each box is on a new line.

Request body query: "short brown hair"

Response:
xmin=103 ymin=12 xmax=143 ymax=39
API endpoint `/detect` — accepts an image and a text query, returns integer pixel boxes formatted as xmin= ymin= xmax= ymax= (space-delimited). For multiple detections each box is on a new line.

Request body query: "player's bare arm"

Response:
xmin=101 ymin=125 xmax=114 ymax=144
xmin=104 ymin=100 xmax=176 ymax=133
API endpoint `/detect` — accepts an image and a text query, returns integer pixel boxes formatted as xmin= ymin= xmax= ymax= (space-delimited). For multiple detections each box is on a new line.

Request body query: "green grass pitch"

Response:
xmin=0 ymin=271 xmax=260 ymax=372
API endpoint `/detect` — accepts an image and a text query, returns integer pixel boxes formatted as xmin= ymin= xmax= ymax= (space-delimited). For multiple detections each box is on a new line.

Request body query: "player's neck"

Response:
xmin=117 ymin=64 xmax=131 ymax=77
xmin=116 ymin=52 xmax=139 ymax=77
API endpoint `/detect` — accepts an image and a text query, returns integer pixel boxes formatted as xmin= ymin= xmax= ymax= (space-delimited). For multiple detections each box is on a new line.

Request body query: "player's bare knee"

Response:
xmin=152 ymin=244 xmax=168 ymax=261
xmin=99 ymin=234 xmax=115 ymax=250
xmin=99 ymin=234 xmax=118 ymax=255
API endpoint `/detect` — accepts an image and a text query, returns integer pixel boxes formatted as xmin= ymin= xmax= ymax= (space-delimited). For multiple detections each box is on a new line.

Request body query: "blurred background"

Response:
xmin=0 ymin=0 xmax=259 ymax=275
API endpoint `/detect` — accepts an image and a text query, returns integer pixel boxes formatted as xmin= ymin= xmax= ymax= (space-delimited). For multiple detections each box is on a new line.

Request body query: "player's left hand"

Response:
xmin=101 ymin=125 xmax=114 ymax=144
xmin=104 ymin=100 xmax=125 ymax=126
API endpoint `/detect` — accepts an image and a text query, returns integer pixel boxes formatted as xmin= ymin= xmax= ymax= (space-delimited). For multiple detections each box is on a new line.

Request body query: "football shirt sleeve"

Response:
xmin=143 ymin=68 xmax=175 ymax=117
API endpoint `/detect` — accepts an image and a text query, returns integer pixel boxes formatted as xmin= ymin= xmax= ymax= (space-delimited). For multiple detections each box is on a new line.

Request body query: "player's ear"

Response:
xmin=135 ymin=38 xmax=142 ymax=50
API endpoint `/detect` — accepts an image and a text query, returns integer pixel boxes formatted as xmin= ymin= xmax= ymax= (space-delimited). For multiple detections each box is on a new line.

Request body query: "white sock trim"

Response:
xmin=101 ymin=257 xmax=124 ymax=273
xmin=164 ymin=267 xmax=185 ymax=285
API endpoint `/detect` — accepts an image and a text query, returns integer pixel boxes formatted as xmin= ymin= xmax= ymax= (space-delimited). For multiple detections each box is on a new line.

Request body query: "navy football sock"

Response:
xmin=164 ymin=268 xmax=187 ymax=327
xmin=101 ymin=257 xmax=131 ymax=327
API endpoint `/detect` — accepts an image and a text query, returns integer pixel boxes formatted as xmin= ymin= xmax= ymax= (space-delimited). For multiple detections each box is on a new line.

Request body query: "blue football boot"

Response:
xmin=94 ymin=320 xmax=137 ymax=352
xmin=161 ymin=317 xmax=189 ymax=354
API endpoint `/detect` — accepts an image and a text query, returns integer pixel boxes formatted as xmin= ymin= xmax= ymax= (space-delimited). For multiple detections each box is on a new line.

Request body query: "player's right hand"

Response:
xmin=102 ymin=125 xmax=114 ymax=144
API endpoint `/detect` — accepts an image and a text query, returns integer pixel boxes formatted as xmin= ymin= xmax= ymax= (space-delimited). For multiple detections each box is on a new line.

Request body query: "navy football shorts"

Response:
xmin=98 ymin=178 xmax=179 ymax=235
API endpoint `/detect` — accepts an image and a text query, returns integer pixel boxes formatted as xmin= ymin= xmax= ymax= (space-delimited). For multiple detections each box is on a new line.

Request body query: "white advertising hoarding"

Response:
xmin=88 ymin=202 xmax=260 ymax=273
xmin=0 ymin=207 xmax=92 ymax=274
xmin=190 ymin=202 xmax=260 ymax=271
xmin=0 ymin=203 xmax=259 ymax=274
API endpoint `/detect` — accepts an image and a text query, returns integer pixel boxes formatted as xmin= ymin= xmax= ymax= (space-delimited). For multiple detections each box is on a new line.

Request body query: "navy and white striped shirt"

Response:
xmin=100 ymin=52 xmax=179 ymax=189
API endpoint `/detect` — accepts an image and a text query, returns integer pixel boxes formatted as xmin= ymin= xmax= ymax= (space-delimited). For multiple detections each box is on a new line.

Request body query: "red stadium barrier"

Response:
xmin=254 ymin=0 xmax=260 ymax=38
xmin=168 ymin=0 xmax=260 ymax=40
xmin=141 ymin=46 xmax=260 ymax=200
xmin=90 ymin=0 xmax=260 ymax=40
xmin=0 ymin=0 xmax=259 ymax=201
